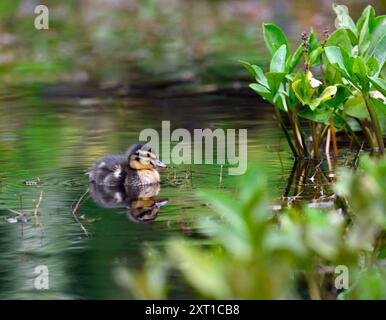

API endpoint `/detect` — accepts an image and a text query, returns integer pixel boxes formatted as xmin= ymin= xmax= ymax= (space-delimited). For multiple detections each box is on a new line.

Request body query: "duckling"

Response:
xmin=87 ymin=144 xmax=166 ymax=187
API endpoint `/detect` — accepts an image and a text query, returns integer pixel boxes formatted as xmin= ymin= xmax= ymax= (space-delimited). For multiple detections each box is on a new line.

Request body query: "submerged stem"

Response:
xmin=273 ymin=107 xmax=298 ymax=158
xmin=363 ymin=93 xmax=384 ymax=155
xmin=310 ymin=122 xmax=321 ymax=159
xmin=329 ymin=116 xmax=339 ymax=157
xmin=288 ymin=109 xmax=306 ymax=157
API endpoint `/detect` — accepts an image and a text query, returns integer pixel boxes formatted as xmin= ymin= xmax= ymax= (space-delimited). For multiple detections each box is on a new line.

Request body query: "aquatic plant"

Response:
xmin=241 ymin=3 xmax=386 ymax=158
xmin=117 ymin=156 xmax=386 ymax=299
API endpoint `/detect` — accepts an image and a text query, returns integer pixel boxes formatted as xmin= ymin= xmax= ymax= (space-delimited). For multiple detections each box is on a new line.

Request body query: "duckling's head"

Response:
xmin=127 ymin=144 xmax=167 ymax=171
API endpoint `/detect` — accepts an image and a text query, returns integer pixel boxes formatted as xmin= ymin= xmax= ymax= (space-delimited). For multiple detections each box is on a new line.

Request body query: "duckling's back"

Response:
xmin=87 ymin=154 xmax=127 ymax=186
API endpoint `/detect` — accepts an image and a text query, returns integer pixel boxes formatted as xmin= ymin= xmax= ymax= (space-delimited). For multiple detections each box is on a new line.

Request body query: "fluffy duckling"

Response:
xmin=87 ymin=144 xmax=166 ymax=186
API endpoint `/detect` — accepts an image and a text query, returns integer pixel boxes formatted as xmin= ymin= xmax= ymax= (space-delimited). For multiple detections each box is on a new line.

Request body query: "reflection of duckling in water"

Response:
xmin=87 ymin=144 xmax=167 ymax=186
xmin=89 ymin=176 xmax=168 ymax=223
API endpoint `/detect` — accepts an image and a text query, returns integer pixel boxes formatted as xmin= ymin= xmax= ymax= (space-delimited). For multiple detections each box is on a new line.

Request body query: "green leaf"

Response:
xmin=353 ymin=56 xmax=368 ymax=85
xmin=309 ymin=47 xmax=324 ymax=66
xmin=288 ymin=44 xmax=303 ymax=72
xmin=239 ymin=60 xmax=256 ymax=77
xmin=265 ymin=72 xmax=286 ymax=95
xmin=325 ymin=46 xmax=349 ymax=74
xmin=332 ymin=3 xmax=357 ymax=35
xmin=308 ymin=86 xmax=338 ymax=110
xmin=270 ymin=44 xmax=287 ymax=72
xmin=372 ymin=35 xmax=386 ymax=71
xmin=369 ymin=76 xmax=386 ymax=97
xmin=344 ymin=95 xmax=369 ymax=119
xmin=292 ymin=77 xmax=314 ymax=106
xmin=357 ymin=5 xmax=375 ymax=55
xmin=168 ymin=241 xmax=230 ymax=298
xmin=249 ymin=83 xmax=272 ymax=102
xmin=308 ymin=29 xmax=318 ymax=52
xmin=320 ymin=85 xmax=338 ymax=101
xmin=325 ymin=63 xmax=343 ymax=84
xmin=298 ymin=107 xmax=332 ymax=125
xmin=262 ymin=23 xmax=289 ymax=58
xmin=366 ymin=15 xmax=386 ymax=60
xmin=366 ymin=55 xmax=380 ymax=76
xmin=239 ymin=60 xmax=269 ymax=87
xmin=326 ymin=29 xmax=353 ymax=55
xmin=324 ymin=85 xmax=352 ymax=109
xmin=369 ymin=96 xmax=386 ymax=115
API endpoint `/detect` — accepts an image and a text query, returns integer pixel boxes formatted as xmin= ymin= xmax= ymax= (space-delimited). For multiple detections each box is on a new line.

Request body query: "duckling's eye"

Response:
xmin=135 ymin=156 xmax=140 ymax=161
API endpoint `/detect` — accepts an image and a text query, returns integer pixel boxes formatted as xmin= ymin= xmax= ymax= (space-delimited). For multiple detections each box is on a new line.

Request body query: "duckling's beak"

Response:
xmin=155 ymin=199 xmax=168 ymax=208
xmin=155 ymin=159 xmax=167 ymax=170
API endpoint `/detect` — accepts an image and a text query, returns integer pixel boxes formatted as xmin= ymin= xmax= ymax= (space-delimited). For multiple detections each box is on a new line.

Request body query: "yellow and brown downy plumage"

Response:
xmin=87 ymin=144 xmax=167 ymax=187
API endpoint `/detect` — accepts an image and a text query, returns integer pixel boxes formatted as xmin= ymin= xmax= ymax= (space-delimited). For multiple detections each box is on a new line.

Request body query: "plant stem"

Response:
xmin=362 ymin=92 xmax=384 ymax=155
xmin=288 ymin=109 xmax=306 ymax=157
xmin=358 ymin=119 xmax=376 ymax=149
xmin=310 ymin=122 xmax=321 ymax=159
xmin=329 ymin=116 xmax=339 ymax=157
xmin=273 ymin=107 xmax=298 ymax=158
xmin=325 ymin=127 xmax=331 ymax=156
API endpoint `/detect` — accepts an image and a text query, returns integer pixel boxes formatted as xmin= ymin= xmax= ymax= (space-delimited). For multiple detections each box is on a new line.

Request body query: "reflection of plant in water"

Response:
xmin=117 ymin=156 xmax=386 ymax=299
xmin=241 ymin=4 xmax=386 ymax=159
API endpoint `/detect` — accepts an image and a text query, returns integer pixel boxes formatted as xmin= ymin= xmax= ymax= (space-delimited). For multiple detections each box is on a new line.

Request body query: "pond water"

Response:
xmin=0 ymin=0 xmax=382 ymax=299
xmin=0 ymin=86 xmax=298 ymax=299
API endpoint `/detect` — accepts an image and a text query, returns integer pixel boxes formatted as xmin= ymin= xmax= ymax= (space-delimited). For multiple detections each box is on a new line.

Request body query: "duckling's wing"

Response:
xmin=88 ymin=155 xmax=126 ymax=185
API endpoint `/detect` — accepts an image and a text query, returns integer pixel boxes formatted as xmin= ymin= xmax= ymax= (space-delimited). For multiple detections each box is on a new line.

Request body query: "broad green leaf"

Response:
xmin=239 ymin=60 xmax=256 ymax=77
xmin=326 ymin=29 xmax=353 ymax=55
xmin=319 ymin=85 xmax=338 ymax=101
xmin=249 ymin=83 xmax=272 ymax=102
xmin=369 ymin=96 xmax=386 ymax=115
xmin=292 ymin=78 xmax=314 ymax=106
xmin=325 ymin=46 xmax=357 ymax=87
xmin=308 ymin=29 xmax=318 ymax=52
xmin=239 ymin=60 xmax=269 ymax=88
xmin=309 ymin=47 xmax=324 ymax=65
xmin=168 ymin=241 xmax=230 ymax=298
xmin=263 ymin=23 xmax=289 ymax=58
xmin=353 ymin=56 xmax=368 ymax=85
xmin=344 ymin=95 xmax=369 ymax=119
xmin=308 ymin=86 xmax=337 ymax=110
xmin=366 ymin=15 xmax=386 ymax=60
xmin=270 ymin=44 xmax=287 ymax=72
xmin=288 ymin=44 xmax=303 ymax=72
xmin=357 ymin=5 xmax=375 ymax=55
xmin=265 ymin=72 xmax=286 ymax=95
xmin=325 ymin=63 xmax=343 ymax=84
xmin=368 ymin=76 xmax=386 ymax=97
xmin=325 ymin=46 xmax=349 ymax=74
xmin=197 ymin=190 xmax=247 ymax=232
xmin=372 ymin=35 xmax=386 ymax=71
xmin=366 ymin=55 xmax=380 ymax=76
xmin=332 ymin=3 xmax=357 ymax=35
xmin=325 ymin=85 xmax=352 ymax=109
xmin=357 ymin=5 xmax=375 ymax=35
xmin=298 ymin=107 xmax=332 ymax=125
